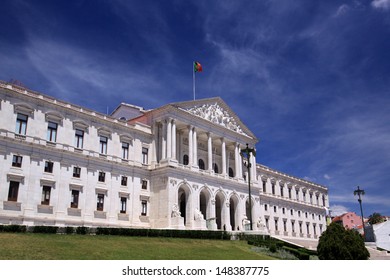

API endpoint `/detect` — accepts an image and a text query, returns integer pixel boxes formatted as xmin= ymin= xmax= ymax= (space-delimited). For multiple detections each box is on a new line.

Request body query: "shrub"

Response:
xmin=76 ymin=226 xmax=89 ymax=235
xmin=0 ymin=225 xmax=27 ymax=233
xmin=65 ymin=227 xmax=74 ymax=234
xmin=317 ymin=222 xmax=369 ymax=260
xmin=33 ymin=226 xmax=58 ymax=234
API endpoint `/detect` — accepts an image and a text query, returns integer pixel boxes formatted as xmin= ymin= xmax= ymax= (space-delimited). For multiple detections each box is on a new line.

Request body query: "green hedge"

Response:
xmin=282 ymin=246 xmax=310 ymax=260
xmin=95 ymin=227 xmax=230 ymax=240
xmin=33 ymin=226 xmax=58 ymax=234
xmin=0 ymin=225 xmax=230 ymax=240
xmin=0 ymin=225 xmax=27 ymax=233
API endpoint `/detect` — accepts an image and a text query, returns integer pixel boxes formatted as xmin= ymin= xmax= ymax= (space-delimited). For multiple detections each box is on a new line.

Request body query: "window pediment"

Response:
xmin=40 ymin=178 xmax=56 ymax=188
xmin=45 ymin=111 xmax=64 ymax=125
xmin=95 ymin=187 xmax=108 ymax=195
xmin=120 ymin=134 xmax=133 ymax=143
xmin=72 ymin=120 xmax=89 ymax=132
xmin=97 ymin=127 xmax=112 ymax=138
xmin=69 ymin=183 xmax=83 ymax=192
xmin=14 ymin=103 xmax=34 ymax=117
xmin=7 ymin=172 xmax=25 ymax=183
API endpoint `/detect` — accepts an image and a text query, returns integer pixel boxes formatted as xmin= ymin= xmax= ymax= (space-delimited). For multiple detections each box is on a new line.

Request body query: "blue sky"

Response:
xmin=1 ymin=0 xmax=390 ymax=217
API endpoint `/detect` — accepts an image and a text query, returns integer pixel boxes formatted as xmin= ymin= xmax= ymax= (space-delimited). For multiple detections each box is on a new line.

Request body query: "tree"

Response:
xmin=317 ymin=222 xmax=369 ymax=260
xmin=368 ymin=212 xmax=384 ymax=225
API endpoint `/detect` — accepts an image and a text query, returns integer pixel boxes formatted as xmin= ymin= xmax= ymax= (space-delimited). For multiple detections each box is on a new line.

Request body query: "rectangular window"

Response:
xmin=291 ymin=221 xmax=295 ymax=233
xmin=12 ymin=155 xmax=22 ymax=167
xmin=296 ymin=189 xmax=299 ymax=200
xmin=271 ymin=183 xmax=275 ymax=195
xmin=264 ymin=204 xmax=268 ymax=211
xmin=303 ymin=191 xmax=306 ymax=201
xmin=121 ymin=176 xmax=127 ymax=186
xmin=97 ymin=194 xmax=104 ymax=211
xmin=99 ymin=136 xmax=108 ymax=154
xmin=142 ymin=147 xmax=148 ymax=164
xmin=73 ymin=167 xmax=81 ymax=178
xmin=120 ymin=197 xmax=127 ymax=214
xmin=299 ymin=222 xmax=303 ymax=234
xmin=15 ymin=113 xmax=28 ymax=135
xmin=310 ymin=193 xmax=313 ymax=204
xmin=98 ymin=171 xmax=105 ymax=182
xmin=71 ymin=189 xmax=79 ymax=208
xmin=274 ymin=219 xmax=278 ymax=231
xmin=44 ymin=161 xmax=54 ymax=173
xmin=322 ymin=195 xmax=326 ymax=206
xmin=283 ymin=220 xmax=287 ymax=232
xmin=8 ymin=181 xmax=19 ymax=202
xmin=47 ymin=121 xmax=58 ymax=142
xmin=274 ymin=206 xmax=277 ymax=213
xmin=288 ymin=188 xmax=292 ymax=199
xmin=74 ymin=129 xmax=84 ymax=149
xmin=122 ymin=142 xmax=129 ymax=159
xmin=141 ymin=179 xmax=148 ymax=190
xmin=41 ymin=186 xmax=51 ymax=205
xmin=280 ymin=186 xmax=284 ymax=197
xmin=141 ymin=200 xmax=147 ymax=216
xmin=265 ymin=218 xmax=269 ymax=229
xmin=306 ymin=223 xmax=310 ymax=234
xmin=262 ymin=181 xmax=266 ymax=193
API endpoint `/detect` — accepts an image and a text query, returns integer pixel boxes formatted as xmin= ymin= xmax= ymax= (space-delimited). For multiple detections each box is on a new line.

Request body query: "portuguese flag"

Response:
xmin=194 ymin=61 xmax=202 ymax=72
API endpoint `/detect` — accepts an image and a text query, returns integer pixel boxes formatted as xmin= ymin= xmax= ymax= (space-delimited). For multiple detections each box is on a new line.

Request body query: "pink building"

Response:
xmin=332 ymin=212 xmax=363 ymax=230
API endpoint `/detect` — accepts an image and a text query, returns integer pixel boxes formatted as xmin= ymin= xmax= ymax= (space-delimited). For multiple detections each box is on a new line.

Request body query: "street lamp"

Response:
xmin=240 ymin=143 xmax=256 ymax=231
xmin=353 ymin=186 xmax=366 ymax=239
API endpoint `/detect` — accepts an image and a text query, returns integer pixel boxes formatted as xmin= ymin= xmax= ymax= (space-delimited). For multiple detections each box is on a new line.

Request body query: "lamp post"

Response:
xmin=353 ymin=186 xmax=366 ymax=239
xmin=240 ymin=143 xmax=256 ymax=231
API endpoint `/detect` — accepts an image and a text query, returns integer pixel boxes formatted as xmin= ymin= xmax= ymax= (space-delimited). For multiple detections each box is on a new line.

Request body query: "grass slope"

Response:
xmin=0 ymin=233 xmax=277 ymax=260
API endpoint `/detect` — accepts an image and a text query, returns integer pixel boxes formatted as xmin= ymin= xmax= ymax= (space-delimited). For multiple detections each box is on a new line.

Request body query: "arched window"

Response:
xmin=183 ymin=154 xmax=189 ymax=165
xmin=198 ymin=159 xmax=205 ymax=170
xmin=213 ymin=163 xmax=219 ymax=174
xmin=228 ymin=167 xmax=234 ymax=178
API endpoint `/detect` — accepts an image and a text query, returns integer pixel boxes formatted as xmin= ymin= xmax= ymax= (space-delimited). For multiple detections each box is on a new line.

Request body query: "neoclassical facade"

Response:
xmin=0 ymin=81 xmax=329 ymax=240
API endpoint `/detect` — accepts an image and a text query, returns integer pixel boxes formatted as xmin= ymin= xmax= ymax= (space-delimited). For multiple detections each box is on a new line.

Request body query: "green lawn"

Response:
xmin=0 ymin=233 xmax=277 ymax=260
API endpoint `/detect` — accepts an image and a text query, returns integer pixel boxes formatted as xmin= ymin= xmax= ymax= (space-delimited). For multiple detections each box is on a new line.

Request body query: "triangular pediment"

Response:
xmin=170 ymin=97 xmax=256 ymax=139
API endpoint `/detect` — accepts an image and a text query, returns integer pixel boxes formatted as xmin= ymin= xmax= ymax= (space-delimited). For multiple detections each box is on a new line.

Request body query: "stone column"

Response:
xmin=171 ymin=119 xmax=176 ymax=160
xmin=193 ymin=128 xmax=198 ymax=167
xmin=188 ymin=125 xmax=193 ymax=166
xmin=161 ymin=121 xmax=166 ymax=160
xmin=207 ymin=132 xmax=213 ymax=172
xmin=251 ymin=151 xmax=257 ymax=181
xmin=224 ymin=200 xmax=232 ymax=231
xmin=166 ymin=119 xmax=172 ymax=159
xmin=221 ymin=138 xmax=226 ymax=175
xmin=234 ymin=143 xmax=240 ymax=178
xmin=238 ymin=144 xmax=243 ymax=179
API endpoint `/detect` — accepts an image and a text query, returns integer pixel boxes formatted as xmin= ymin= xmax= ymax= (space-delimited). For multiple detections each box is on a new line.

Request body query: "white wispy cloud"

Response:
xmin=330 ymin=205 xmax=350 ymax=216
xmin=372 ymin=0 xmax=390 ymax=10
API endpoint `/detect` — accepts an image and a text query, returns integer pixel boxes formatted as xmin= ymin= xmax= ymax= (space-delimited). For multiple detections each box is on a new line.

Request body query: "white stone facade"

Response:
xmin=0 ymin=81 xmax=329 ymax=241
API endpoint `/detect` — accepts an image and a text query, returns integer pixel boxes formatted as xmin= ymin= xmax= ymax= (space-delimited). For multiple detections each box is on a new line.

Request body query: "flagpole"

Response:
xmin=193 ymin=61 xmax=196 ymax=100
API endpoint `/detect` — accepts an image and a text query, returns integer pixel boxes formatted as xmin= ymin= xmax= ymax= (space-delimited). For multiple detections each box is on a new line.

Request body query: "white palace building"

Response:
xmin=0 ymin=81 xmax=329 ymax=241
